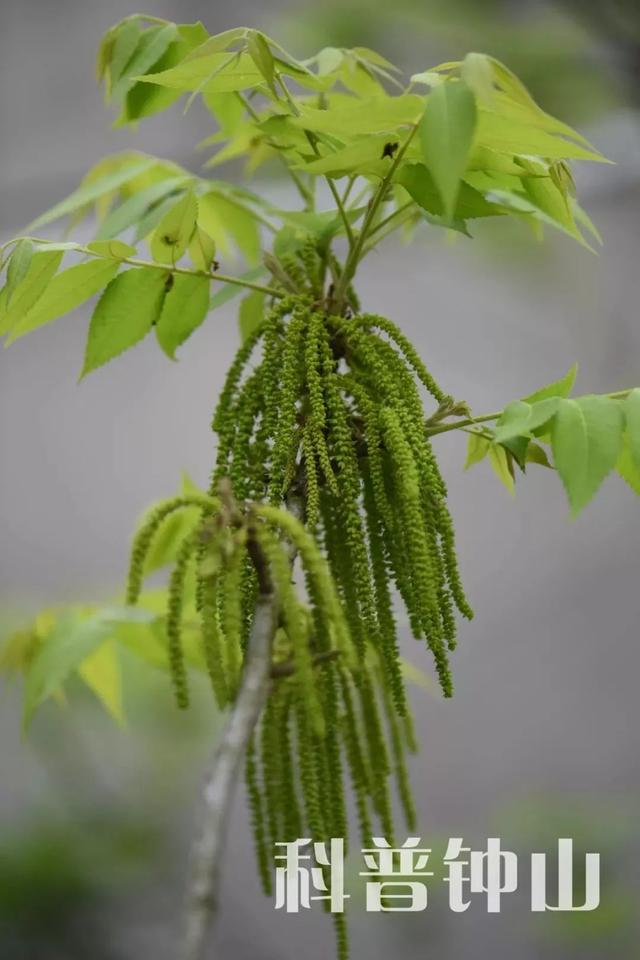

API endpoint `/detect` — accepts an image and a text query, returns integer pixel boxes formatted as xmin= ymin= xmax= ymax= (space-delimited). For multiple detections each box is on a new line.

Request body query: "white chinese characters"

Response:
xmin=274 ymin=837 xmax=600 ymax=915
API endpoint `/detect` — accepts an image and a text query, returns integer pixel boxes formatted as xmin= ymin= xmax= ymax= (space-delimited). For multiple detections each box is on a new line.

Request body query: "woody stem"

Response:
xmin=181 ymin=494 xmax=303 ymax=960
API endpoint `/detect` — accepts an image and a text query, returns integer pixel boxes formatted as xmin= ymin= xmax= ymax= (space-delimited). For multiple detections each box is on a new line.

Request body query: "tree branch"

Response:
xmin=182 ymin=542 xmax=276 ymax=960
xmin=181 ymin=493 xmax=304 ymax=960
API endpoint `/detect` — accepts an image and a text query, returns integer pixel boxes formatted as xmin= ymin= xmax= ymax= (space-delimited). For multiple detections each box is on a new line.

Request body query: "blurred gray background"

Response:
xmin=1 ymin=1 xmax=639 ymax=958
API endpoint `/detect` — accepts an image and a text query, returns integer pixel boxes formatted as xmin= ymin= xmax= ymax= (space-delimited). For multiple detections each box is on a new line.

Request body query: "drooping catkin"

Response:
xmin=166 ymin=533 xmax=199 ymax=709
xmin=256 ymin=524 xmax=325 ymax=738
xmin=220 ymin=543 xmax=246 ymax=696
xmin=126 ymin=495 xmax=215 ymax=605
xmin=126 ymin=281 xmax=476 ymax=960
xmin=338 ymin=668 xmax=373 ymax=846
xmin=245 ymin=734 xmax=272 ymax=895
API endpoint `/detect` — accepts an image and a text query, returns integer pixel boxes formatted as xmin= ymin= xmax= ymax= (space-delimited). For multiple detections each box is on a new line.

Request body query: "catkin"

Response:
xmin=125 ymin=277 xmax=474 ymax=960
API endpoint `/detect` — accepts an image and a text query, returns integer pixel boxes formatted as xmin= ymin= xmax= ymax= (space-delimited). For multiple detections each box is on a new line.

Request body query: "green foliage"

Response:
xmin=419 ymin=78 xmax=477 ymax=217
xmin=1 ymin=17 xmax=638 ymax=960
xmin=82 ymin=267 xmax=168 ymax=376
xmin=463 ymin=369 xmax=637 ymax=515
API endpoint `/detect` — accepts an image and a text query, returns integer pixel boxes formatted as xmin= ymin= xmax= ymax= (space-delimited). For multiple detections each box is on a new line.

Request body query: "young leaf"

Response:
xmin=5 ymin=239 xmax=34 ymax=305
xmin=292 ymin=95 xmax=424 ymax=137
xmin=523 ymin=364 xmax=577 ymax=404
xmin=616 ymin=436 xmax=640 ymax=496
xmin=297 ymin=136 xmax=394 ymax=177
xmin=0 ymin=250 xmax=64 ymax=336
xmin=26 ymin=155 xmax=158 ymax=231
xmin=105 ymin=18 xmax=141 ymax=99
xmin=6 ymin=259 xmax=119 ymax=344
xmin=623 ymin=389 xmax=640 ymax=468
xmin=551 ymin=396 xmax=624 ymax=515
xmin=526 ymin=442 xmax=553 ymax=469
xmin=155 ymin=273 xmax=210 ymax=358
xmin=139 ymin=51 xmax=262 ymax=94
xmin=78 ymin=640 xmax=124 ymax=724
xmin=461 ymin=53 xmax=495 ymax=105
xmin=189 ymin=226 xmax=217 ymax=271
xmin=419 ymin=79 xmax=477 ymax=217
xmin=149 ymin=190 xmax=198 ymax=264
xmin=95 ymin=176 xmax=194 ymax=240
xmin=198 ymin=193 xmax=260 ymax=263
xmin=464 ymin=431 xmax=491 ymax=469
xmin=23 ymin=606 xmax=152 ymax=727
xmin=247 ymin=31 xmax=276 ymax=94
xmin=238 ymin=290 xmax=265 ymax=344
xmin=477 ymin=111 xmax=608 ymax=163
xmin=483 ymin=188 xmax=595 ymax=251
xmin=488 ymin=443 xmax=515 ymax=495
xmin=494 ymin=397 xmax=559 ymax=444
xmin=111 ymin=23 xmax=179 ymax=102
xmin=81 ymin=267 xmax=167 ymax=376
xmin=396 ymin=163 xmax=497 ymax=220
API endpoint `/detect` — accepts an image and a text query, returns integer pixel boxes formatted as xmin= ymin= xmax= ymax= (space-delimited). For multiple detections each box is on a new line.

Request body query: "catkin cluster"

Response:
xmin=125 ymin=243 xmax=472 ymax=959
xmin=211 ymin=271 xmax=473 ymax=698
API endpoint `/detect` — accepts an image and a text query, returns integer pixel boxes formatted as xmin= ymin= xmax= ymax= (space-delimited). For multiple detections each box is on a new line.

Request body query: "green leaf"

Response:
xmin=111 ymin=23 xmax=179 ymax=102
xmin=0 ymin=250 xmax=64 ymax=336
xmin=461 ymin=53 xmax=495 ymax=105
xmin=526 ymin=442 xmax=553 ymax=469
xmin=86 ymin=240 xmax=136 ymax=260
xmin=483 ymin=188 xmax=595 ymax=251
xmin=105 ymin=19 xmax=141 ymax=98
xmin=464 ymin=431 xmax=490 ymax=469
xmin=488 ymin=443 xmax=515 ymax=495
xmin=5 ymin=239 xmax=34 ymax=305
xmin=551 ymin=396 xmax=624 ymax=515
xmin=616 ymin=436 xmax=640 ymax=496
xmin=95 ymin=176 xmax=193 ymax=239
xmin=477 ymin=111 xmax=608 ymax=163
xmin=116 ymin=23 xmax=209 ymax=124
xmin=623 ymin=389 xmax=640 ymax=468
xmin=78 ymin=640 xmax=124 ymax=724
xmin=26 ymin=156 xmax=159 ymax=231
xmin=150 ymin=190 xmax=198 ymax=264
xmin=139 ymin=51 xmax=262 ymax=94
xmin=523 ymin=364 xmax=577 ymax=404
xmin=297 ymin=136 xmax=392 ymax=177
xmin=155 ymin=273 xmax=210 ymax=358
xmin=188 ymin=226 xmax=217 ymax=271
xmin=6 ymin=259 xmax=119 ymax=344
xmin=22 ymin=606 xmax=151 ymax=727
xmin=203 ymin=91 xmax=246 ymax=134
xmin=419 ymin=79 xmax=477 ymax=217
xmin=198 ymin=193 xmax=260 ymax=263
xmin=247 ymin=31 xmax=276 ymax=94
xmin=81 ymin=267 xmax=167 ymax=376
xmin=238 ymin=290 xmax=265 ymax=344
xmin=292 ymin=95 xmax=424 ymax=137
xmin=494 ymin=397 xmax=559 ymax=444
xmin=397 ymin=163 xmax=497 ymax=221
xmin=500 ymin=433 xmax=530 ymax=469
